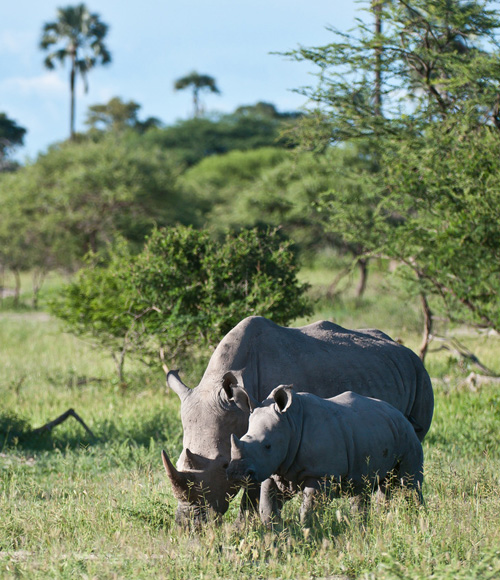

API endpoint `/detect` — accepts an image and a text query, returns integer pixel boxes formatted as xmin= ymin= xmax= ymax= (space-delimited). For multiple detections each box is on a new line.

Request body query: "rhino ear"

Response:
xmin=222 ymin=371 xmax=239 ymax=392
xmin=221 ymin=372 xmax=256 ymax=413
xmin=272 ymin=385 xmax=294 ymax=413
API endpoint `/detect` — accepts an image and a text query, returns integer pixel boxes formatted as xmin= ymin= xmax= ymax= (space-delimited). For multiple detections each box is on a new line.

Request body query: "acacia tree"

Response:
xmin=85 ymin=96 xmax=161 ymax=134
xmin=287 ymin=0 xmax=500 ymax=357
xmin=0 ymin=137 xmax=193 ymax=306
xmin=174 ymin=71 xmax=220 ymax=117
xmin=40 ymin=3 xmax=111 ymax=139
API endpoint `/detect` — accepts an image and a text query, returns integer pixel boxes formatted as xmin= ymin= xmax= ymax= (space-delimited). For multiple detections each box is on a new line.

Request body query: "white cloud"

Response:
xmin=1 ymin=71 xmax=67 ymax=97
xmin=0 ymin=30 xmax=34 ymax=55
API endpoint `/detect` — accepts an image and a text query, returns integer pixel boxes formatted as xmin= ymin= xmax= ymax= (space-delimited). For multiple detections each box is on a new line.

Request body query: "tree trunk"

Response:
xmin=326 ymin=266 xmax=350 ymax=298
xmin=70 ymin=52 xmax=76 ymax=139
xmin=355 ymin=258 xmax=369 ymax=300
xmin=373 ymin=0 xmax=383 ymax=118
xmin=193 ymin=87 xmax=200 ymax=118
xmin=0 ymin=264 xmax=4 ymax=305
xmin=112 ymin=340 xmax=128 ymax=387
xmin=32 ymin=268 xmax=47 ymax=310
xmin=12 ymin=268 xmax=21 ymax=307
xmin=88 ymin=229 xmax=98 ymax=254
xmin=418 ymin=291 xmax=433 ymax=362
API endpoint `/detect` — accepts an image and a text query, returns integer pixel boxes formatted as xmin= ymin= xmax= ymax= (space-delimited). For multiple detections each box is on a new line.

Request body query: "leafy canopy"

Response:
xmin=0 ymin=136 xmax=193 ymax=275
xmin=85 ymin=96 xmax=162 ymax=134
xmin=287 ymin=0 xmax=500 ymax=331
xmin=143 ymin=104 xmax=299 ymax=166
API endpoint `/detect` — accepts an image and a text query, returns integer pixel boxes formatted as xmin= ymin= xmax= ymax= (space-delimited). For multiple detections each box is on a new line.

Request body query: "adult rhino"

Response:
xmin=161 ymin=316 xmax=433 ymax=524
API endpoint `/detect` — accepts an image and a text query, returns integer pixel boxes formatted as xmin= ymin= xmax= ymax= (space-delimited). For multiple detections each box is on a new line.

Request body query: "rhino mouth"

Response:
xmin=175 ymin=502 xmax=222 ymax=527
xmin=227 ymin=433 xmax=268 ymax=485
xmin=226 ymin=461 xmax=261 ymax=486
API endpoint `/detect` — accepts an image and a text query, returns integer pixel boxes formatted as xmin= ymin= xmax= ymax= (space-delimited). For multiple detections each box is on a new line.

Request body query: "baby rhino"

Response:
xmin=227 ymin=386 xmax=424 ymax=525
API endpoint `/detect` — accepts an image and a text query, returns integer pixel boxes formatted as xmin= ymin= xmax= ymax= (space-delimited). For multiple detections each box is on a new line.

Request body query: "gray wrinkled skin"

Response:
xmin=227 ymin=387 xmax=424 ymax=525
xmin=162 ymin=316 xmax=433 ymax=524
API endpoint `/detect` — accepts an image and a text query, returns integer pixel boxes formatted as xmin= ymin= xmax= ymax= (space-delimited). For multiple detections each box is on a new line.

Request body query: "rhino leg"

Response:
xmin=259 ymin=478 xmax=283 ymax=529
xmin=299 ymin=486 xmax=317 ymax=527
xmin=376 ymin=452 xmax=424 ymax=507
xmin=235 ymin=483 xmax=261 ymax=526
xmin=397 ymin=460 xmax=424 ymax=506
xmin=299 ymin=480 xmax=320 ymax=527
xmin=348 ymin=492 xmax=371 ymax=516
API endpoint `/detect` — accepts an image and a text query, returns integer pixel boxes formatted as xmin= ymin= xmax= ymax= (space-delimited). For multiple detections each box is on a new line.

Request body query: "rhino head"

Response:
xmin=227 ymin=385 xmax=294 ymax=485
xmin=162 ymin=369 xmax=255 ymax=525
xmin=161 ymin=448 xmax=228 ymax=525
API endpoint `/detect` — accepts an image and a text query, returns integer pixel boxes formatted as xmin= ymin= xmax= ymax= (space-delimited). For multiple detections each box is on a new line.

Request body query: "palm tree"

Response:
xmin=40 ymin=4 xmax=111 ymax=139
xmin=174 ymin=72 xmax=220 ymax=117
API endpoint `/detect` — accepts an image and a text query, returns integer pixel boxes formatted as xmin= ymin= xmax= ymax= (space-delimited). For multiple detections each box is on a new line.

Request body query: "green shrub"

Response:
xmin=51 ymin=226 xmax=311 ymax=379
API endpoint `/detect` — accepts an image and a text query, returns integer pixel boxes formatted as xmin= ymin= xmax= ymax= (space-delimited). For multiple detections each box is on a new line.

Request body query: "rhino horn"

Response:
xmin=184 ymin=447 xmax=210 ymax=470
xmin=166 ymin=370 xmax=191 ymax=401
xmin=230 ymin=434 xmax=245 ymax=461
xmin=161 ymin=449 xmax=190 ymax=497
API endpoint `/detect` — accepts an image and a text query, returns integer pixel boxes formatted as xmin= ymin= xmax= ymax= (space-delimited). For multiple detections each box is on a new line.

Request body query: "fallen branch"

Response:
xmin=29 ymin=408 xmax=95 ymax=439
xmin=67 ymin=376 xmax=105 ymax=388
xmin=429 ymin=336 xmax=498 ymax=377
xmin=12 ymin=374 xmax=26 ymax=397
xmin=464 ymin=372 xmax=500 ymax=392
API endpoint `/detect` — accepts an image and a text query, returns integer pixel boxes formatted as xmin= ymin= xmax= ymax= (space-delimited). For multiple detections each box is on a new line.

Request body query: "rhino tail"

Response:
xmin=407 ymin=360 xmax=434 ymax=441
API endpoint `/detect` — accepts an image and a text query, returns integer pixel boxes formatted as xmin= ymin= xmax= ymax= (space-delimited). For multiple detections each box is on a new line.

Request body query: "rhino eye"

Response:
xmin=264 ymin=444 xmax=271 ymax=450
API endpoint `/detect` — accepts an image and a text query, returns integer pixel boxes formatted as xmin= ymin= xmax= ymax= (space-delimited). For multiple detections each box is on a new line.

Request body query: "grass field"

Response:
xmin=1 ymin=267 xmax=500 ymax=579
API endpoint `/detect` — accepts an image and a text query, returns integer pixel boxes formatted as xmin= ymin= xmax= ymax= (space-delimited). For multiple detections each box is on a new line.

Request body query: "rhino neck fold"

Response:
xmin=277 ymin=396 xmax=304 ymax=480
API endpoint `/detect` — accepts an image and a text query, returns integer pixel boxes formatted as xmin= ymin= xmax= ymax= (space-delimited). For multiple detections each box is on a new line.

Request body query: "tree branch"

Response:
xmin=429 ymin=336 xmax=499 ymax=377
xmin=29 ymin=408 xmax=95 ymax=439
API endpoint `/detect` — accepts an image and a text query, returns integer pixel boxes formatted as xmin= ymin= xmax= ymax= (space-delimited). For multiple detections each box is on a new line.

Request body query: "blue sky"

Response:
xmin=1 ymin=1 xmax=359 ymax=161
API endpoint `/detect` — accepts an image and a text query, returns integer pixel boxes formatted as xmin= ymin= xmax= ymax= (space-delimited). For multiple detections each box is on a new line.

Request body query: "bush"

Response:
xmin=51 ymin=226 xmax=312 ymax=380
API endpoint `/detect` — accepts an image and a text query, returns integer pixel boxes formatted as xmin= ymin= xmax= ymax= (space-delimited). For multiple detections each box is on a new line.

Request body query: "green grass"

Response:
xmin=1 ymin=267 xmax=500 ymax=578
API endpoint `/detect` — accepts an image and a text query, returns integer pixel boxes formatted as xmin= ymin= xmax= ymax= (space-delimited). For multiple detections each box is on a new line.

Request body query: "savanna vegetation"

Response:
xmin=2 ymin=0 xmax=500 ymax=577
xmin=1 ymin=271 xmax=499 ymax=579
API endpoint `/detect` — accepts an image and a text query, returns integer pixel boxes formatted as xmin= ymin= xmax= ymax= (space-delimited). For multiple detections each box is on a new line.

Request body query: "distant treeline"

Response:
xmin=2 ymin=0 xmax=500 ymax=365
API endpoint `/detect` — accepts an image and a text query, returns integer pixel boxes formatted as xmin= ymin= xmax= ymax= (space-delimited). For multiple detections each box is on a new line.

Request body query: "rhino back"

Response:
xmin=198 ymin=316 xmax=433 ymax=439
xmin=288 ymin=392 xmax=422 ymax=486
